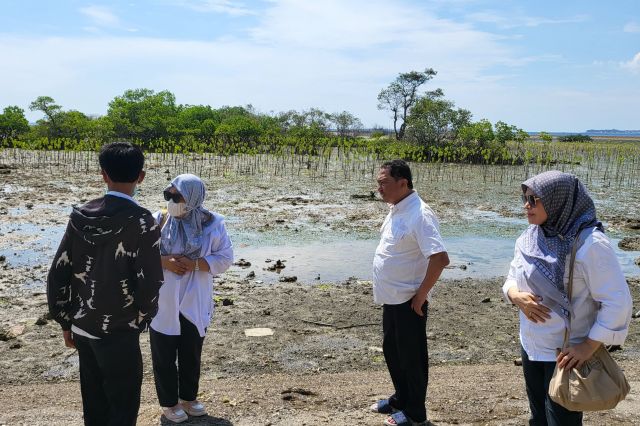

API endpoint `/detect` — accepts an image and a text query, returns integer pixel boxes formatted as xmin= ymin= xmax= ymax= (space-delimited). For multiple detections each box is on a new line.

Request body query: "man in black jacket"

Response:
xmin=47 ymin=142 xmax=164 ymax=426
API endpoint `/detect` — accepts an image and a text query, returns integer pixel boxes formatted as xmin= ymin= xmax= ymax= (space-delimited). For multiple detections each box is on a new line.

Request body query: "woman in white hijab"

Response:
xmin=150 ymin=174 xmax=233 ymax=423
xmin=503 ymin=170 xmax=632 ymax=425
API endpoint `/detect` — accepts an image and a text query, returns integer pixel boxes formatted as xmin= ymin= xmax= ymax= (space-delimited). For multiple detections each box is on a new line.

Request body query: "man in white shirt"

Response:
xmin=371 ymin=160 xmax=449 ymax=426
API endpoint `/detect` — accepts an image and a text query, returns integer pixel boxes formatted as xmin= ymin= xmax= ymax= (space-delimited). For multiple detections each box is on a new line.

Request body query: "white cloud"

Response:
xmin=175 ymin=0 xmax=254 ymax=16
xmin=467 ymin=11 xmax=588 ymax=29
xmin=621 ymin=52 xmax=640 ymax=73
xmin=623 ymin=22 xmax=640 ymax=33
xmin=1 ymin=0 xmax=637 ymax=131
xmin=80 ymin=5 xmax=120 ymax=27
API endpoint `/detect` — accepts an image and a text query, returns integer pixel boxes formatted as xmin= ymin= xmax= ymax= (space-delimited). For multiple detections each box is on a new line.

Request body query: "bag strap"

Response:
xmin=562 ymin=228 xmax=589 ymax=348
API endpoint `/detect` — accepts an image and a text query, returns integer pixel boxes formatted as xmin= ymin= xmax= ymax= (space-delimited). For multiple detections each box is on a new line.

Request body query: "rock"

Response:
xmin=246 ymin=271 xmax=256 ymax=279
xmin=632 ymin=310 xmax=640 ymax=319
xmin=10 ymin=341 xmax=23 ymax=349
xmin=481 ymin=297 xmax=491 ymax=303
xmin=635 ymin=257 xmax=640 ymax=267
xmin=35 ymin=313 xmax=49 ymax=326
xmin=266 ymin=260 xmax=286 ymax=271
xmin=221 ymin=298 xmax=234 ymax=306
xmin=513 ymin=358 xmax=522 ymax=366
xmin=234 ymin=258 xmax=251 ymax=267
xmin=0 ymin=255 xmax=5 ymax=262
xmin=0 ymin=324 xmax=26 ymax=341
xmin=279 ymin=276 xmax=297 ymax=283
xmin=618 ymin=236 xmax=640 ymax=251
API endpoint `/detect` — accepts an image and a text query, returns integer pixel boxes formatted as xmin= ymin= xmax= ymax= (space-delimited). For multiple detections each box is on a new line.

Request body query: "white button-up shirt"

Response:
xmin=151 ymin=211 xmax=233 ymax=337
xmin=373 ymin=191 xmax=447 ymax=305
xmin=503 ymin=229 xmax=632 ymax=361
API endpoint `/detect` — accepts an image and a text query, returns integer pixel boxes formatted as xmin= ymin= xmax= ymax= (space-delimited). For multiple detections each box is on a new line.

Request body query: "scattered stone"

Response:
xmin=10 ymin=341 xmax=23 ymax=349
xmin=262 ymin=309 xmax=271 ymax=316
xmin=635 ymin=257 xmax=640 ymax=267
xmin=632 ymin=310 xmax=640 ymax=319
xmin=0 ymin=255 xmax=5 ymax=262
xmin=618 ymin=236 xmax=640 ymax=251
xmin=460 ymin=264 xmax=468 ymax=270
xmin=513 ymin=358 xmax=522 ymax=366
xmin=25 ymin=203 xmax=34 ymax=209
xmin=0 ymin=324 xmax=26 ymax=341
xmin=266 ymin=260 xmax=285 ymax=271
xmin=275 ymin=219 xmax=286 ymax=223
xmin=234 ymin=258 xmax=251 ymax=267
xmin=481 ymin=298 xmax=491 ymax=303
xmin=221 ymin=298 xmax=234 ymax=306
xmin=35 ymin=313 xmax=50 ymax=326
xmin=246 ymin=271 xmax=256 ymax=279
xmin=279 ymin=276 xmax=297 ymax=283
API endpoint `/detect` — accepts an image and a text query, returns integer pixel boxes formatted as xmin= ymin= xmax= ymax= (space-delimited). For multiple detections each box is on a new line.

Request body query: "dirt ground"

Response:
xmin=1 ymin=162 xmax=639 ymax=425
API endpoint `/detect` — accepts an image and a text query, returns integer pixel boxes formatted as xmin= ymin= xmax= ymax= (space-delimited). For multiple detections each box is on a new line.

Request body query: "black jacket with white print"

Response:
xmin=47 ymin=195 xmax=164 ymax=337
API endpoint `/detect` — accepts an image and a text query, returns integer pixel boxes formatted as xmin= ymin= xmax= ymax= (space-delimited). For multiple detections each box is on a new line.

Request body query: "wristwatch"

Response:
xmin=194 ymin=258 xmax=200 ymax=272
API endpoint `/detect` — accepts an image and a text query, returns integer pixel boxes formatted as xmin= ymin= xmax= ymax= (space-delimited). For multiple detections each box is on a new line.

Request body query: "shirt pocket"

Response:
xmin=383 ymin=221 xmax=408 ymax=243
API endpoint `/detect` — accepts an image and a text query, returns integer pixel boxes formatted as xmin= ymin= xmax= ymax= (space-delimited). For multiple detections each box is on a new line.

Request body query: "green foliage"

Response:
xmin=0 ymin=106 xmax=30 ymax=147
xmin=378 ymin=68 xmax=437 ymax=140
xmin=405 ymin=91 xmax=472 ymax=148
xmin=458 ymin=119 xmax=495 ymax=147
xmin=538 ymin=131 xmax=553 ymax=143
xmin=559 ymin=134 xmax=592 ymax=142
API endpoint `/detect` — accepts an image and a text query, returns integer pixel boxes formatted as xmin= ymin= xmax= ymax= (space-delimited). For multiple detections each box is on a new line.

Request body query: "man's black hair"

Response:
xmin=98 ymin=142 xmax=145 ymax=183
xmin=381 ymin=159 xmax=413 ymax=189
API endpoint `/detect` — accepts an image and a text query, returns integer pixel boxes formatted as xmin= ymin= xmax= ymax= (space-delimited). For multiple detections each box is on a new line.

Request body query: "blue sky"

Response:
xmin=1 ymin=0 xmax=638 ymax=131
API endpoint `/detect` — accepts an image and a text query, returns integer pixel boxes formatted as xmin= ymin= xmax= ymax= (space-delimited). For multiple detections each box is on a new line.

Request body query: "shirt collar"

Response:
xmin=105 ymin=190 xmax=139 ymax=206
xmin=390 ymin=191 xmax=419 ymax=213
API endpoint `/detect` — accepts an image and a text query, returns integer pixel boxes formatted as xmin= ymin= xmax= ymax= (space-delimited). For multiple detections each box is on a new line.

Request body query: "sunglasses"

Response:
xmin=163 ymin=189 xmax=182 ymax=203
xmin=521 ymin=194 xmax=541 ymax=207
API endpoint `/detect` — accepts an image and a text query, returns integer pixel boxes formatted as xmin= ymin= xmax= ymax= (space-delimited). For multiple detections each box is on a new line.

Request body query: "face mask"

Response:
xmin=167 ymin=200 xmax=188 ymax=218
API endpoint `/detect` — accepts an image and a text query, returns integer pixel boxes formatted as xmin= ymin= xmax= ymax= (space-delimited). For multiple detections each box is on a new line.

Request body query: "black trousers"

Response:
xmin=150 ymin=314 xmax=205 ymax=407
xmin=383 ymin=299 xmax=429 ymax=423
xmin=521 ymin=347 xmax=583 ymax=426
xmin=73 ymin=332 xmax=143 ymax=426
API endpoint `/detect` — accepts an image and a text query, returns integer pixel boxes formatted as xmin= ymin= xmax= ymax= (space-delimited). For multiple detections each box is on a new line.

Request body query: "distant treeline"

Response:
xmin=0 ymin=69 xmax=604 ymax=164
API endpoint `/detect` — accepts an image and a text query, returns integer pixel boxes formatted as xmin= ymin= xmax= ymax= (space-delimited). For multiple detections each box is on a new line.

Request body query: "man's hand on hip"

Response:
xmin=411 ymin=289 xmax=428 ymax=316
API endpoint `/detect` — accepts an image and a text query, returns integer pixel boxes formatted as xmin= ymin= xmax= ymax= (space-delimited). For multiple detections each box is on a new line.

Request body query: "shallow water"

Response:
xmin=231 ymin=236 xmax=640 ymax=284
xmin=1 ymin=220 xmax=638 ymax=285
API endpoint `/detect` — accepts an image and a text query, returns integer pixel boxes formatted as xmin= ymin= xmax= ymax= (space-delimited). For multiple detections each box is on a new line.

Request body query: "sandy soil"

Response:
xmin=1 ymin=161 xmax=639 ymax=425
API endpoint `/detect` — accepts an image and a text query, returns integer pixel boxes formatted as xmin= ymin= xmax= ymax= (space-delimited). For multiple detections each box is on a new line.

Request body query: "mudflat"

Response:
xmin=1 ymin=162 xmax=638 ymax=425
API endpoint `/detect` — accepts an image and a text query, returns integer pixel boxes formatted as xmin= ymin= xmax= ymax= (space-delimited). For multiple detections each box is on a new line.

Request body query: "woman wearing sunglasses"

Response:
xmin=149 ymin=174 xmax=233 ymax=423
xmin=502 ymin=170 xmax=631 ymax=425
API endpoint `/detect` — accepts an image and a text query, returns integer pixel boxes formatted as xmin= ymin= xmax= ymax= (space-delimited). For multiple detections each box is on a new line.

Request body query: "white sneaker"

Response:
xmin=161 ymin=405 xmax=188 ymax=423
xmin=180 ymin=399 xmax=208 ymax=417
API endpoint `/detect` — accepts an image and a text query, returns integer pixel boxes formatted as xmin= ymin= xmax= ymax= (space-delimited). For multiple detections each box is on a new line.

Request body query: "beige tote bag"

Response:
xmin=548 ymin=231 xmax=630 ymax=411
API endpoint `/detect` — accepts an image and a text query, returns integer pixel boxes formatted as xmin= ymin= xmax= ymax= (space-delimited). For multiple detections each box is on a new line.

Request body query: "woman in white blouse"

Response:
xmin=502 ymin=170 xmax=632 ymax=425
xmin=150 ymin=174 xmax=233 ymax=423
